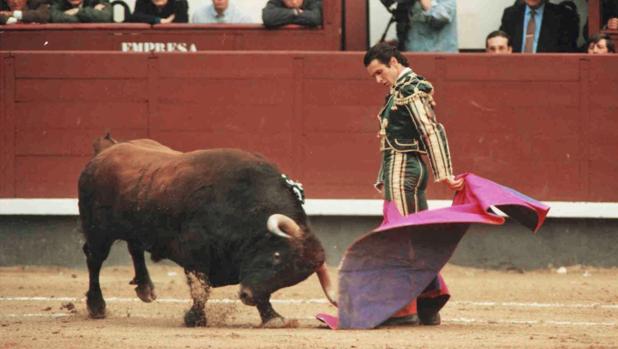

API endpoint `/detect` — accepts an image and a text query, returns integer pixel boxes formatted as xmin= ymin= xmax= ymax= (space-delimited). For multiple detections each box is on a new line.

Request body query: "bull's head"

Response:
xmin=238 ymin=214 xmax=337 ymax=307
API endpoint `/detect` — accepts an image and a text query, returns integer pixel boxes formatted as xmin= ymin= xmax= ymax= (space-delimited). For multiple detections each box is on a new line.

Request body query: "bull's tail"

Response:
xmin=92 ymin=132 xmax=118 ymax=156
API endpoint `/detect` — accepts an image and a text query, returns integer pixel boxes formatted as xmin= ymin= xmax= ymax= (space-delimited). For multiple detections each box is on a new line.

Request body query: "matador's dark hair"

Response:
xmin=363 ymin=42 xmax=409 ymax=67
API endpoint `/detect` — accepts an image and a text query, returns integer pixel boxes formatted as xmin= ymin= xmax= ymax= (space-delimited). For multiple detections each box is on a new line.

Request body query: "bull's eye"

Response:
xmin=273 ymin=251 xmax=281 ymax=264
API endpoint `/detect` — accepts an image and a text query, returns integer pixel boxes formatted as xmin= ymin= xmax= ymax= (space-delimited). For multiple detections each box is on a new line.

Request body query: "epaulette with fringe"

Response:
xmin=391 ymin=73 xmax=434 ymax=107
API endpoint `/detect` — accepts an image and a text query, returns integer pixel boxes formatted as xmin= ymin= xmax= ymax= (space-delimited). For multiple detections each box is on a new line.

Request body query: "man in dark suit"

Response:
xmin=262 ymin=0 xmax=321 ymax=28
xmin=500 ymin=0 xmax=574 ymax=53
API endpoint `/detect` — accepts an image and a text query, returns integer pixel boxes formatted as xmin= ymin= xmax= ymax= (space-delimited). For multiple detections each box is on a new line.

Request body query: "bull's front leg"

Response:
xmin=257 ymin=299 xmax=298 ymax=328
xmin=183 ymin=269 xmax=210 ymax=327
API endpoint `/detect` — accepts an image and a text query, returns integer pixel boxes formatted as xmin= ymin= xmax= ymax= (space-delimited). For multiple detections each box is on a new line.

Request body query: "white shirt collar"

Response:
xmin=398 ymin=67 xmax=412 ymax=80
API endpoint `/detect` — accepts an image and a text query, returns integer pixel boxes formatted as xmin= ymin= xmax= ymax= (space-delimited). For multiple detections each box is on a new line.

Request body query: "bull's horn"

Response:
xmin=266 ymin=214 xmax=302 ymax=239
xmin=316 ymin=263 xmax=337 ymax=307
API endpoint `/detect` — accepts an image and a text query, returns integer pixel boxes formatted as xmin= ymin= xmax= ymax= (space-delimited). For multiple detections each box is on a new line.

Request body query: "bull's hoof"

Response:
xmin=86 ymin=300 xmax=106 ymax=319
xmin=135 ymin=283 xmax=157 ymax=303
xmin=184 ymin=308 xmax=207 ymax=327
xmin=86 ymin=291 xmax=106 ymax=319
xmin=261 ymin=316 xmax=298 ymax=328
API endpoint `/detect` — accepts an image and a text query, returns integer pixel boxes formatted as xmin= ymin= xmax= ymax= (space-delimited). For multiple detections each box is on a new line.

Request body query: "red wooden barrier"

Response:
xmin=1 ymin=52 xmax=616 ymax=202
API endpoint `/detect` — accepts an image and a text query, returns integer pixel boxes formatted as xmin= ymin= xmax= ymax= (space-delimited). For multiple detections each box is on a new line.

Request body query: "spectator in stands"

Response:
xmin=262 ymin=0 xmax=321 ymax=28
xmin=500 ymin=0 xmax=574 ymax=53
xmin=50 ymin=0 xmax=111 ymax=22
xmin=587 ymin=33 xmax=615 ymax=53
xmin=0 ymin=0 xmax=49 ymax=24
xmin=192 ymin=0 xmax=251 ymax=24
xmin=486 ymin=30 xmax=513 ymax=54
xmin=130 ymin=0 xmax=187 ymax=24
xmin=404 ymin=0 xmax=458 ymax=52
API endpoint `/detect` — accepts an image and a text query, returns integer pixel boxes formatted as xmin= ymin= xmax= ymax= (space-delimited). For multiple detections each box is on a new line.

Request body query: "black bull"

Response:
xmin=78 ymin=136 xmax=336 ymax=327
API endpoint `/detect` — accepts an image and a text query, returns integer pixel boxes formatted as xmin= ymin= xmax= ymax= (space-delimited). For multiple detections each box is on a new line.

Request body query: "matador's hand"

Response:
xmin=441 ymin=176 xmax=464 ymax=191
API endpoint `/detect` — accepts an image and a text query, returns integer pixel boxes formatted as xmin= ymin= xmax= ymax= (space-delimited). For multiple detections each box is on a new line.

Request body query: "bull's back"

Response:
xmin=78 ymin=140 xmax=184 ymax=225
xmin=79 ymin=143 xmax=277 ymax=221
xmin=80 ymin=141 xmax=180 ymax=194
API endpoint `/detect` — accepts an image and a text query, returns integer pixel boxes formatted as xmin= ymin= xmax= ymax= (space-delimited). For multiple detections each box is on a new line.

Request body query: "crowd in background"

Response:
xmin=380 ymin=0 xmax=616 ymax=54
xmin=483 ymin=0 xmax=616 ymax=53
xmin=0 ymin=0 xmax=615 ymax=53
xmin=0 ymin=0 xmax=323 ymax=27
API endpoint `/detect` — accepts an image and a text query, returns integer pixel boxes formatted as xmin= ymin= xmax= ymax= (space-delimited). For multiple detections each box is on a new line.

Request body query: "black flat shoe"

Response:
xmin=380 ymin=314 xmax=420 ymax=327
xmin=419 ymin=311 xmax=441 ymax=326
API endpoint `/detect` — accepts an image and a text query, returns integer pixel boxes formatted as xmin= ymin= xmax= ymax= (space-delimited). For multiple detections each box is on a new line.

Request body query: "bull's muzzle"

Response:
xmin=316 ymin=263 xmax=337 ymax=307
xmin=267 ymin=214 xmax=337 ymax=306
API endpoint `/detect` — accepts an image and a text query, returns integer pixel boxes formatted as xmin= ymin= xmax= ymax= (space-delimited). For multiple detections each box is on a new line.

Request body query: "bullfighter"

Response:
xmin=363 ymin=42 xmax=464 ymax=326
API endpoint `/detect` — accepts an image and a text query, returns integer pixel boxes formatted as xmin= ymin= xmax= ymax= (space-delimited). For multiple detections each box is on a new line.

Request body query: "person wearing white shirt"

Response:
xmin=191 ymin=0 xmax=252 ymax=24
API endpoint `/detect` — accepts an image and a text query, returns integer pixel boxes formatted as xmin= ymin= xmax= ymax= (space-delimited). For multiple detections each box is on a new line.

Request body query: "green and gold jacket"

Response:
xmin=378 ymin=68 xmax=453 ymax=182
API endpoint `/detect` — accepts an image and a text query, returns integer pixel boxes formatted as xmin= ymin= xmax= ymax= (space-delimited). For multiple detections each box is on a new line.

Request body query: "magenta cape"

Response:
xmin=317 ymin=173 xmax=549 ymax=329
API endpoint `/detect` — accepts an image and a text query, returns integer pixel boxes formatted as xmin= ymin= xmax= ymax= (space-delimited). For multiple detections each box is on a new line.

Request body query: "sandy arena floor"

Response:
xmin=1 ymin=263 xmax=617 ymax=348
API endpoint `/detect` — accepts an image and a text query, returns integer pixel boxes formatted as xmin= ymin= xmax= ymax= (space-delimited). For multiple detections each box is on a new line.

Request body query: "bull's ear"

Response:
xmin=92 ymin=133 xmax=118 ymax=155
xmin=103 ymin=132 xmax=118 ymax=144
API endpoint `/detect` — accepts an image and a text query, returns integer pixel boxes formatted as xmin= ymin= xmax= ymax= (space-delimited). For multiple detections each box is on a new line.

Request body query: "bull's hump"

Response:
xmin=127 ymin=139 xmax=182 ymax=155
xmin=104 ymin=142 xmax=181 ymax=161
xmin=187 ymin=148 xmax=268 ymax=164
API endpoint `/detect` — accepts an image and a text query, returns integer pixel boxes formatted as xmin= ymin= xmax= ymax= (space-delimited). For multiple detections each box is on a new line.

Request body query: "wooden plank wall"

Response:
xmin=1 ymin=52 xmax=616 ymax=202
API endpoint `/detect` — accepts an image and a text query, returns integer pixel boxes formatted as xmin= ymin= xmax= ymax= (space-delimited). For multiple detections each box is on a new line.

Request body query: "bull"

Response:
xmin=78 ymin=135 xmax=336 ymax=327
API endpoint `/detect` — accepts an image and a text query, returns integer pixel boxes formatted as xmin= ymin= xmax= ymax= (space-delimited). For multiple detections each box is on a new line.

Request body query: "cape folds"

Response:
xmin=317 ymin=173 xmax=549 ymax=329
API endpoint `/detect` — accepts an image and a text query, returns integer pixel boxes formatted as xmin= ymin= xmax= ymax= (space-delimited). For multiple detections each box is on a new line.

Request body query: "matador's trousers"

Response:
xmin=382 ymin=149 xmax=450 ymax=317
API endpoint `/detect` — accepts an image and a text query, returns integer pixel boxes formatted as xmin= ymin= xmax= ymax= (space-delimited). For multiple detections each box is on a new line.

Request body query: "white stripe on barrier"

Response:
xmin=1 ymin=198 xmax=618 ymax=218
xmin=0 ymin=199 xmax=80 ymax=215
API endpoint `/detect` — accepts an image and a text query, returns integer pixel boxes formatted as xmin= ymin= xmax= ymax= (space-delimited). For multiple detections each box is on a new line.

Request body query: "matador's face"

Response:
xmin=366 ymin=57 xmax=402 ymax=89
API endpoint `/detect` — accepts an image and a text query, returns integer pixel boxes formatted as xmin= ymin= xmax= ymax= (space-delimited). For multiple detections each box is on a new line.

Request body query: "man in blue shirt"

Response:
xmin=404 ymin=0 xmax=458 ymax=52
xmin=500 ymin=0 xmax=574 ymax=53
xmin=192 ymin=0 xmax=252 ymax=24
